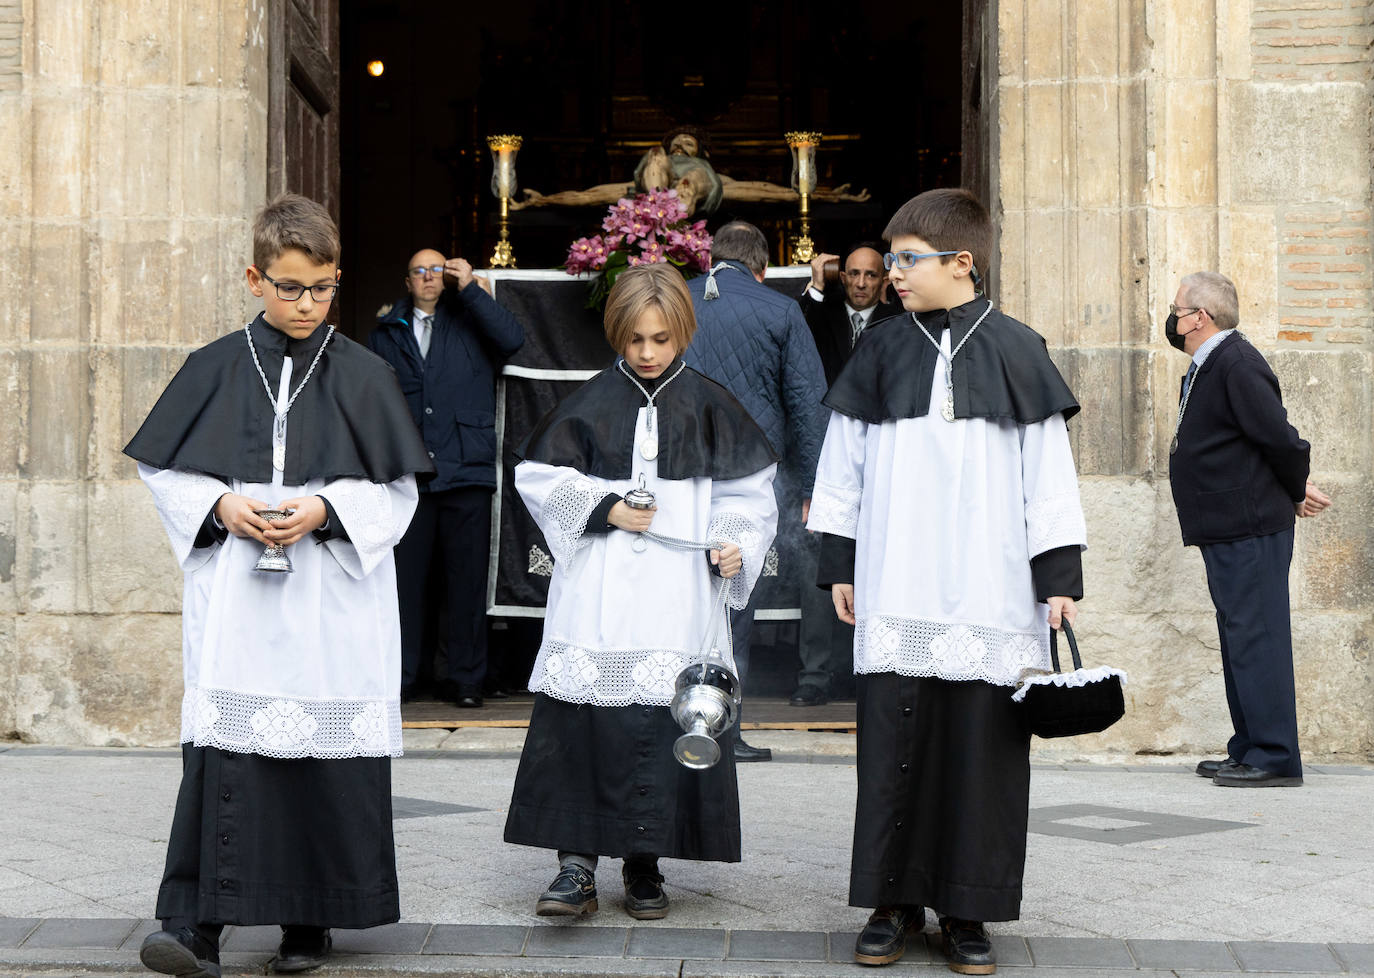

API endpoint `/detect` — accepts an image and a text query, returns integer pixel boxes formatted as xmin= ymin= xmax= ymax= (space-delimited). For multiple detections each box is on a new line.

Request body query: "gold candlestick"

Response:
xmin=487 ymin=134 xmax=522 ymax=268
xmin=785 ymin=131 xmax=822 ymax=265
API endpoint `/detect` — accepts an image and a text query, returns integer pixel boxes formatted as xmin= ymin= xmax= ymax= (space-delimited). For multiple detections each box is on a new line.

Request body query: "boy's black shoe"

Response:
xmin=939 ymin=917 xmax=996 ymax=974
xmin=733 ymin=739 xmax=772 ymax=762
xmin=622 ymin=861 xmax=669 ymax=919
xmin=854 ymin=905 xmax=924 ymax=966
xmin=273 ymin=926 xmax=332 ymax=973
xmin=139 ymin=927 xmax=221 ymax=978
xmin=535 ymin=864 xmax=598 ymax=916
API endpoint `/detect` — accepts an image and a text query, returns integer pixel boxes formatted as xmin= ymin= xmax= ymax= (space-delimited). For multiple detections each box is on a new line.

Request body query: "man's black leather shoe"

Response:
xmin=1195 ymin=758 xmax=1236 ymax=777
xmin=789 ymin=684 xmax=829 ymax=707
xmin=139 ymin=927 xmax=221 ymax=978
xmin=733 ymin=739 xmax=772 ymax=762
xmin=536 ymin=864 xmax=598 ymax=916
xmin=273 ymin=927 xmax=331 ymax=974
xmin=454 ymin=683 xmax=484 ymax=708
xmin=940 ymin=917 xmax=996 ymax=974
xmin=1213 ymin=762 xmax=1303 ymax=787
xmin=854 ymin=905 xmax=924 ymax=966
xmin=622 ymin=861 xmax=669 ymax=919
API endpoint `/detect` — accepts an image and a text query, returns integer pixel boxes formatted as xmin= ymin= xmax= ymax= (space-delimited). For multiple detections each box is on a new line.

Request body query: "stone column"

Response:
xmin=1 ymin=0 xmax=268 ymax=743
xmin=997 ymin=0 xmax=1374 ymax=758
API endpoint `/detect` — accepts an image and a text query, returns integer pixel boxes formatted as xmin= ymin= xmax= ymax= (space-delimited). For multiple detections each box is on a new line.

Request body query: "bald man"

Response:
xmin=368 ymin=250 xmax=524 ymax=707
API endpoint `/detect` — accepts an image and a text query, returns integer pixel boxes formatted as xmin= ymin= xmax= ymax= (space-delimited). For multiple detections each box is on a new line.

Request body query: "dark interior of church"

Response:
xmin=336 ymin=1 xmax=971 ymax=698
xmin=338 ymin=1 xmax=966 ymax=339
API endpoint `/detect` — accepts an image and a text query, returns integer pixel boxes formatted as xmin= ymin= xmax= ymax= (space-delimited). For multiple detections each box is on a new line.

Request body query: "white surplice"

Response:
xmin=515 ymin=406 xmax=778 ymax=707
xmin=806 ymin=327 xmax=1086 ymax=687
xmin=139 ymin=356 xmax=418 ymax=759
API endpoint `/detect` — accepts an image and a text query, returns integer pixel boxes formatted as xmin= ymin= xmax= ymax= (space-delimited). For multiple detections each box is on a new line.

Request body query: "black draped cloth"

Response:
xmin=824 ymin=299 xmax=1080 ymax=425
xmin=851 ymin=674 xmax=1030 ymax=921
xmin=124 ymin=314 xmax=434 ymax=485
xmin=518 ymin=360 xmax=778 ymax=481
xmin=156 ymin=746 xmax=399 ymax=928
xmin=504 ymin=694 xmax=741 ymax=862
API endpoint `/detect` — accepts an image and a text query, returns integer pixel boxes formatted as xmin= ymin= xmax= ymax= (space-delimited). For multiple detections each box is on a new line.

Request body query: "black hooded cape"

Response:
xmin=824 ymin=300 xmax=1080 ymax=425
xmin=517 ymin=360 xmax=778 ymax=481
xmin=124 ymin=315 xmax=435 ymax=486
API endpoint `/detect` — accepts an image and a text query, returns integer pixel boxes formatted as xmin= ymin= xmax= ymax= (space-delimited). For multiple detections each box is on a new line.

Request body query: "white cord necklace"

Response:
xmin=1170 ymin=330 xmax=1238 ymax=455
xmin=244 ymin=322 xmax=336 ymax=471
xmin=911 ymin=300 xmax=995 ymax=421
xmin=617 ymin=358 xmax=687 ymax=460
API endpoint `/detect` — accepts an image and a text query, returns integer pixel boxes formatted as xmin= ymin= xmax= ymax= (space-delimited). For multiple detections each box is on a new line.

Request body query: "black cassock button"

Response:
xmin=636 ymin=825 xmax=647 ymax=834
xmin=219 ymin=879 xmax=231 ymax=889
xmin=899 ymin=763 xmax=909 ymax=773
xmin=221 ymin=834 xmax=230 ymax=845
xmin=902 ymin=706 xmax=912 ymax=716
xmin=886 ymin=875 xmax=896 ymax=885
xmin=637 ymin=786 xmax=648 ymax=796
xmin=896 ymin=821 xmax=903 ymax=831
xmin=642 ymin=708 xmax=652 ymax=717
xmin=221 ymin=790 xmax=231 ymax=801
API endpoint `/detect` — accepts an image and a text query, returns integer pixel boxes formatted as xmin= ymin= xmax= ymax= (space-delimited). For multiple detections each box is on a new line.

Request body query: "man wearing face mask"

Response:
xmin=1165 ymin=271 xmax=1330 ymax=788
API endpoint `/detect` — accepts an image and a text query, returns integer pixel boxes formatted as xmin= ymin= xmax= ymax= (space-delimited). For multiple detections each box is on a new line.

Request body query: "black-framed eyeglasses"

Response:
xmin=258 ymin=269 xmax=340 ymax=302
xmin=409 ymin=264 xmax=445 ymax=278
xmin=883 ymin=250 xmax=960 ymax=270
xmin=1168 ymin=303 xmax=1203 ymax=318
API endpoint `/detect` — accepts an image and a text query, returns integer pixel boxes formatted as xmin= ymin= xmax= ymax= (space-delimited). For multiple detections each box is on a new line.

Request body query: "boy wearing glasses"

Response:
xmin=369 ymin=249 xmax=525 ymax=708
xmin=806 ymin=189 xmax=1086 ymax=973
xmin=125 ymin=194 xmax=434 ymax=978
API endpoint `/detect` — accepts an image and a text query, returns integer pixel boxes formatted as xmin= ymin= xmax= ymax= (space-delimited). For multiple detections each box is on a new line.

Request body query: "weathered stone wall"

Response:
xmin=999 ymin=0 xmax=1374 ymax=759
xmin=1 ymin=1 xmax=269 ymax=744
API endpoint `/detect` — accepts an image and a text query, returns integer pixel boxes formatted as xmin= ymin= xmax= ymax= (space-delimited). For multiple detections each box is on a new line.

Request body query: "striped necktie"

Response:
xmin=850 ymin=310 xmax=864 ymax=347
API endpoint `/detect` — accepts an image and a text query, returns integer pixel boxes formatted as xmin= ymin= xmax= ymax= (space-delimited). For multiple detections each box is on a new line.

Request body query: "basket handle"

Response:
xmin=1048 ymin=620 xmax=1082 ymax=674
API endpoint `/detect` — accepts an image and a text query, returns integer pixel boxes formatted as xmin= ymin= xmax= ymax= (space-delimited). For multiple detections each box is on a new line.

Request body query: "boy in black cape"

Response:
xmin=125 ymin=194 xmax=433 ymax=978
xmin=806 ymin=189 xmax=1087 ymax=973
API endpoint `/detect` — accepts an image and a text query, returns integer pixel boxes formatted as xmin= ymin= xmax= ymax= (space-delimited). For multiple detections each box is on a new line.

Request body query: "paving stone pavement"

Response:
xmin=1 ymin=732 xmax=1372 ymax=977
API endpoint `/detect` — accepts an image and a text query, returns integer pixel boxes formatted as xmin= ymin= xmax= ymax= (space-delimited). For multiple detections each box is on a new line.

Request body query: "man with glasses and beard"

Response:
xmin=369 ymin=250 xmax=525 ymax=708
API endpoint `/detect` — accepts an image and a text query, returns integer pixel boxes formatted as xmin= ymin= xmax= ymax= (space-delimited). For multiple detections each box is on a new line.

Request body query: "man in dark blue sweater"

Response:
xmin=685 ymin=222 xmax=828 ymax=760
xmin=369 ymin=250 xmax=524 ymax=706
xmin=1165 ymin=270 xmax=1330 ymax=787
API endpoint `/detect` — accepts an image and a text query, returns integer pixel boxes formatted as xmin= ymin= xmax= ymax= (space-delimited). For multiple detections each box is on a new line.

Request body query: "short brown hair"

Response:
xmin=603 ymin=264 xmax=697 ymax=356
xmin=883 ymin=188 xmax=992 ymax=282
xmin=252 ymin=193 xmax=341 ymax=269
xmin=711 ymin=220 xmax=770 ymax=275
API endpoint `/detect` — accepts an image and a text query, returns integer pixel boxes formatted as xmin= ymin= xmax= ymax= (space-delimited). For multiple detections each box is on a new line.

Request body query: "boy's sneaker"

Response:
xmin=622 ymin=861 xmax=669 ymax=919
xmin=273 ymin=926 xmax=332 ymax=973
xmin=139 ymin=927 xmax=221 ymax=978
xmin=939 ymin=917 xmax=996 ymax=974
xmin=854 ymin=905 xmax=924 ymax=966
xmin=535 ymin=864 xmax=598 ymax=916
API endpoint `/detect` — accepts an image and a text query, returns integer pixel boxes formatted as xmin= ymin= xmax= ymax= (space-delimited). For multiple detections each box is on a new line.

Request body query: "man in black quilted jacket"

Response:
xmin=685 ymin=221 xmax=828 ymax=761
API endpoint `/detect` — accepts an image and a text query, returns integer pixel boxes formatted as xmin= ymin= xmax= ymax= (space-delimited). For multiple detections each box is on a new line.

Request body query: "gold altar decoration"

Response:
xmin=487 ymin=134 xmax=522 ymax=268
xmin=785 ymin=131 xmax=822 ymax=264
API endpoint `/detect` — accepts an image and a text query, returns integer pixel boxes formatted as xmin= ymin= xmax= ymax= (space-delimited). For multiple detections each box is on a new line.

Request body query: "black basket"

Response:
xmin=1018 ymin=622 xmax=1125 ymax=739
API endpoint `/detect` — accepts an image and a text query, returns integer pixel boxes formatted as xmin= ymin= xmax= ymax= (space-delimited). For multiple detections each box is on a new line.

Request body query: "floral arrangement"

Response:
xmin=564 ymin=189 xmax=712 ymax=308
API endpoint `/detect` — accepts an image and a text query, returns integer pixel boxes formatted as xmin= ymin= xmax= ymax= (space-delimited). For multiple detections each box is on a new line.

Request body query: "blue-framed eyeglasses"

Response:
xmin=409 ymin=264 xmax=445 ymax=278
xmin=258 ymin=269 xmax=340 ymax=302
xmin=883 ymin=250 xmax=961 ymax=270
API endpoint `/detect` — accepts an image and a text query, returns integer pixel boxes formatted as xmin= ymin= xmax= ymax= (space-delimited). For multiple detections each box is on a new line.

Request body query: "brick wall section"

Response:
xmin=0 ymin=0 xmax=20 ymax=93
xmin=1252 ymin=0 xmax=1374 ymax=82
xmin=1278 ymin=208 xmax=1372 ymax=343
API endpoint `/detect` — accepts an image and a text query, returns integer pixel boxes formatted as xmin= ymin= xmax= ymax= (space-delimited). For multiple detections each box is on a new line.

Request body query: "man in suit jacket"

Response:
xmin=797 ymin=243 xmax=902 ymax=386
xmin=1166 ymin=271 xmax=1330 ymax=787
xmin=369 ymin=250 xmax=525 ymax=707
xmin=788 ymin=244 xmax=901 ymax=706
